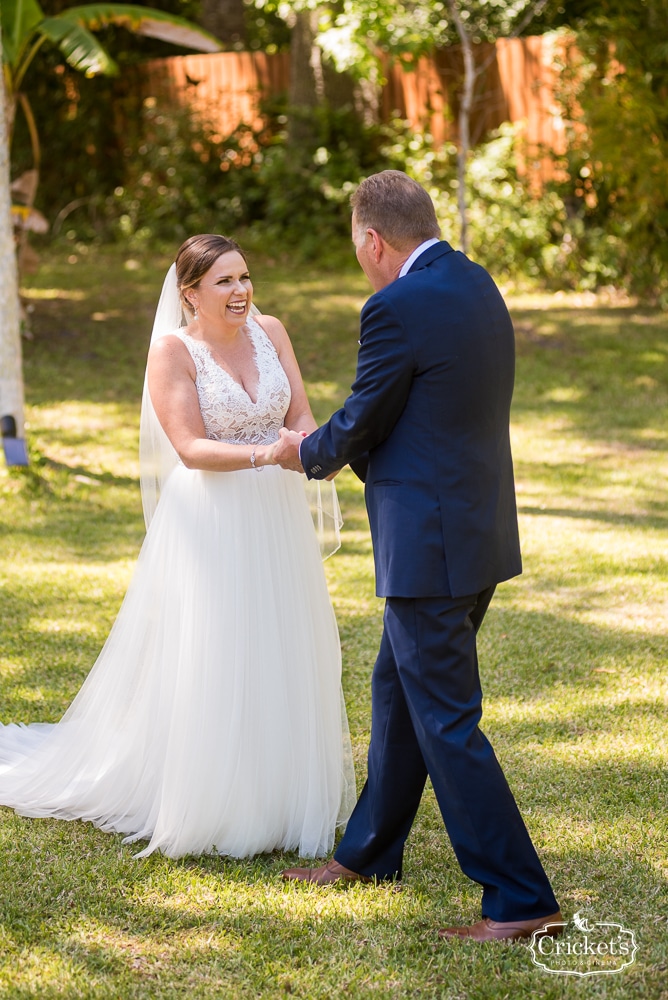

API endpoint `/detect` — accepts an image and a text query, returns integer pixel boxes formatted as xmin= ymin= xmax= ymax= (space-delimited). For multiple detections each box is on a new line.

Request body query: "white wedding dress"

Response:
xmin=0 ymin=316 xmax=355 ymax=859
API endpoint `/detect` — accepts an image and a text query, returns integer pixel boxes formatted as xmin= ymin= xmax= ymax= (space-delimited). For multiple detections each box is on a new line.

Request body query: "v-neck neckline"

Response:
xmin=184 ymin=323 xmax=261 ymax=405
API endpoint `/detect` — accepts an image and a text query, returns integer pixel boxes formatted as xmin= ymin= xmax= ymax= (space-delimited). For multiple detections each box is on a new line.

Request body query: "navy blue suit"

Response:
xmin=300 ymin=242 xmax=558 ymax=921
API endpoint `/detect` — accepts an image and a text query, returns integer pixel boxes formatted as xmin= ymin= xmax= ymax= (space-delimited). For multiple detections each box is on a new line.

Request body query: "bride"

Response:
xmin=0 ymin=234 xmax=355 ymax=859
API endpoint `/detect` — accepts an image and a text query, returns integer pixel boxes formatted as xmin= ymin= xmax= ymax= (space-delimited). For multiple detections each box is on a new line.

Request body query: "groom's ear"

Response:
xmin=368 ymin=228 xmax=384 ymax=262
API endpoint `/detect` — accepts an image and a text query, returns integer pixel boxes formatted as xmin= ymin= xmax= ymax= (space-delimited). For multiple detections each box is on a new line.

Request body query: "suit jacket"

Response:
xmin=300 ymin=241 xmax=522 ymax=598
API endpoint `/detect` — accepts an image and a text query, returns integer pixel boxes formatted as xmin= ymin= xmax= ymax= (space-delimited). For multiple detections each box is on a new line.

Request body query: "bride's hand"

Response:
xmin=272 ymin=428 xmax=305 ymax=473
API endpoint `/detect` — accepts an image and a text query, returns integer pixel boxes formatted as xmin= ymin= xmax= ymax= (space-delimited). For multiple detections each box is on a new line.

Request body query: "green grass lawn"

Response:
xmin=0 ymin=245 xmax=666 ymax=998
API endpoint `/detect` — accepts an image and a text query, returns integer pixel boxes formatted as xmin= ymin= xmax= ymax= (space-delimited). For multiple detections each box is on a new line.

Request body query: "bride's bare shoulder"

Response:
xmin=148 ymin=332 xmax=195 ymax=371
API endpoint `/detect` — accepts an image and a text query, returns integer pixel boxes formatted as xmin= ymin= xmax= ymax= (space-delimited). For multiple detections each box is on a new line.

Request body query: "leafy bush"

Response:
xmin=379 ymin=122 xmax=578 ymax=288
xmin=35 ymin=81 xmax=654 ymax=296
xmin=99 ymin=95 xmax=409 ymax=259
xmin=79 ymin=103 xmax=572 ymax=284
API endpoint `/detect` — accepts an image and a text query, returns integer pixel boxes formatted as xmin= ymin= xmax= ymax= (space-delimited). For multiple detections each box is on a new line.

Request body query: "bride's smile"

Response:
xmin=185 ymin=250 xmax=253 ymax=331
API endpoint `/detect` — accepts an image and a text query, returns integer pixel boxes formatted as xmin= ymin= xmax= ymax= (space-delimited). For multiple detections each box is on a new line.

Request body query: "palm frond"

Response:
xmin=58 ymin=4 xmax=221 ymax=54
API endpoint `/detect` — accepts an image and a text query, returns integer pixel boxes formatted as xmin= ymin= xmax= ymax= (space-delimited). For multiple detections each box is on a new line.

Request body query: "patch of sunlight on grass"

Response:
xmin=514 ymin=727 xmax=667 ymax=763
xmin=561 ymin=737 xmax=666 ymax=762
xmin=636 ymin=427 xmax=668 ymax=443
xmin=489 ymin=689 xmax=665 ymax=726
xmin=20 ymin=287 xmax=86 ymax=301
xmin=304 ymin=380 xmax=343 ymax=405
xmin=29 ymin=402 xmax=136 ymax=434
xmin=507 ymin=290 xmax=637 ymax=310
xmin=25 ymin=401 xmax=141 ymax=479
xmin=0 ymin=944 xmax=80 ymax=988
xmin=12 ymin=562 xmax=135 ymax=584
xmin=2 ymin=684 xmax=45 ymax=703
xmin=32 ymin=618 xmax=101 ymax=637
xmin=139 ymin=879 xmax=411 ymax=926
xmin=542 ymin=386 xmax=586 ymax=403
xmin=91 ymin=311 xmax=122 ymax=322
xmin=69 ymin=918 xmax=219 ymax=968
xmin=577 ymin=600 xmax=668 ymax=635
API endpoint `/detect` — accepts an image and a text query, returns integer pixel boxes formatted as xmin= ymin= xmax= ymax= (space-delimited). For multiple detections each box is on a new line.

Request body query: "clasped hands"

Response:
xmin=270 ymin=427 xmax=306 ymax=473
xmin=270 ymin=428 xmax=339 ymax=479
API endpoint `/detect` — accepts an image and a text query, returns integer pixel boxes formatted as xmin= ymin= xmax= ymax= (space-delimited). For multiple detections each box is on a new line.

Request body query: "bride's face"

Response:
xmin=193 ymin=251 xmax=253 ymax=328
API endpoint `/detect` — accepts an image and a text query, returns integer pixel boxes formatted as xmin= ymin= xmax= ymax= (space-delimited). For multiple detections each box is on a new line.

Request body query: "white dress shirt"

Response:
xmin=398 ymin=238 xmax=440 ymax=278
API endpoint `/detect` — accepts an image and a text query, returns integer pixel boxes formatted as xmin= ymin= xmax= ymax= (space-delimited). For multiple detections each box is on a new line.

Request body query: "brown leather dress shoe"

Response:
xmin=281 ymin=859 xmax=373 ymax=885
xmin=439 ymin=910 xmax=564 ymax=942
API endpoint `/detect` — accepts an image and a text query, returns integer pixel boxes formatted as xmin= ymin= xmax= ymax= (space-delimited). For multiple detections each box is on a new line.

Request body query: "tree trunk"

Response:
xmin=447 ymin=0 xmax=473 ymax=254
xmin=286 ymin=7 xmax=324 ymax=147
xmin=446 ymin=0 xmax=551 ymax=255
xmin=200 ymin=0 xmax=247 ymax=48
xmin=0 ymin=30 xmax=27 ymax=455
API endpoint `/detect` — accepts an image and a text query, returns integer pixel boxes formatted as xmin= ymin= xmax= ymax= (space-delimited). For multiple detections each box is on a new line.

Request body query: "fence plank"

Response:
xmin=144 ymin=50 xmax=290 ymax=136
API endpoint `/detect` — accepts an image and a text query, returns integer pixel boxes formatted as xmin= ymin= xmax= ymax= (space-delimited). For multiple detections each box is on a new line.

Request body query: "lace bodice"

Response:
xmin=174 ymin=317 xmax=291 ymax=446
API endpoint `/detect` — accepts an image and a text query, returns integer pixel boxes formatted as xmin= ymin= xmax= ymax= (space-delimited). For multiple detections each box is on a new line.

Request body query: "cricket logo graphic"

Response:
xmin=530 ymin=911 xmax=638 ymax=977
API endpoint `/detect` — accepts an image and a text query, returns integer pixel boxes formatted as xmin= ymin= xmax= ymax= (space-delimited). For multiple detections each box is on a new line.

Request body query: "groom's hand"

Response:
xmin=273 ymin=427 xmax=306 ymax=473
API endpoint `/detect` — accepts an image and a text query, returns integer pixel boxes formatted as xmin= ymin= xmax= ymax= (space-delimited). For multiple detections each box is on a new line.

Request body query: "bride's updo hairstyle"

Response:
xmin=175 ymin=234 xmax=248 ymax=319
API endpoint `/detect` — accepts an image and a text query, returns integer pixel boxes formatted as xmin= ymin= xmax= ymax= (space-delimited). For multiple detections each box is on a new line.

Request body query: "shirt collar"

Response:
xmin=399 ymin=238 xmax=440 ymax=278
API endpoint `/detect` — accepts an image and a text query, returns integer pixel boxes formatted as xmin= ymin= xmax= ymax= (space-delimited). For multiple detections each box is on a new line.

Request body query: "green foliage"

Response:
xmin=573 ymin=12 xmax=668 ymax=300
xmin=244 ymin=0 xmax=291 ymax=53
xmin=15 ymin=0 xmax=666 ymax=299
xmin=250 ymin=0 xmax=552 ymax=76
xmin=28 ymin=78 xmax=646 ymax=297
xmin=534 ymin=1 xmax=668 ymax=302
xmin=108 ymin=98 xmax=236 ymax=245
xmin=384 ymin=122 xmax=570 ymax=285
xmin=17 ymin=2 xmax=666 ymax=296
xmin=1 ymin=0 xmax=220 ymax=99
xmin=101 ymin=95 xmax=410 ymax=256
xmin=10 ymin=46 xmax=145 ymax=236
xmin=2 ymin=0 xmax=221 ymax=254
xmin=40 ymin=98 xmax=612 ymax=289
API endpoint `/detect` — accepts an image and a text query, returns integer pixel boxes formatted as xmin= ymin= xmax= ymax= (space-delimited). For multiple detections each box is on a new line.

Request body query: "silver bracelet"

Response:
xmin=250 ymin=448 xmax=263 ymax=472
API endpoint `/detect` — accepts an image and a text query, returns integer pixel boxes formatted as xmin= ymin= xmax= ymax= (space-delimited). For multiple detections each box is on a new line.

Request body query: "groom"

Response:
xmin=272 ymin=170 xmax=561 ymax=941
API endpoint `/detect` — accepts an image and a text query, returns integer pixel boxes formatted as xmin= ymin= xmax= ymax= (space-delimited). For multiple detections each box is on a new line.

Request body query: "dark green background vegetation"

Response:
xmin=12 ymin=0 xmax=668 ymax=302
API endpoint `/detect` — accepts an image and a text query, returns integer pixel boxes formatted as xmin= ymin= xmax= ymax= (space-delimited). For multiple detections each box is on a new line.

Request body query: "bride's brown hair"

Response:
xmin=175 ymin=234 xmax=248 ymax=312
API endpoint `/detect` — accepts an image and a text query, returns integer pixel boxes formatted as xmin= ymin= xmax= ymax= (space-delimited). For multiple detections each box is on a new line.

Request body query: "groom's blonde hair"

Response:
xmin=351 ymin=171 xmax=440 ymax=251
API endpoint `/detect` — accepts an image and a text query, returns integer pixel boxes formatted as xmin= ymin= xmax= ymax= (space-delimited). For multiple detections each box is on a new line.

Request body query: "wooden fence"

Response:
xmin=141 ymin=35 xmax=573 ymax=180
xmin=142 ymin=50 xmax=290 ymax=138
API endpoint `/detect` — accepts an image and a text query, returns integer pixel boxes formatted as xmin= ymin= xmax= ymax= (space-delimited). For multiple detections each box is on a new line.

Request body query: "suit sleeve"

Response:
xmin=300 ymin=295 xmax=414 ymax=480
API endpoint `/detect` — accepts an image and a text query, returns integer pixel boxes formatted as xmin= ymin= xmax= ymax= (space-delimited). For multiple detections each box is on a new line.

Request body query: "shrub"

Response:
xmin=36 ymin=89 xmax=647 ymax=296
xmin=99 ymin=96 xmax=408 ymax=258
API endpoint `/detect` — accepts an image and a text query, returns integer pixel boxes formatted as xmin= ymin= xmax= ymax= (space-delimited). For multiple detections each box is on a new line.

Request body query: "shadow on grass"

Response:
xmin=0 ymin=507 xmax=144 ymax=563
xmin=8 ymin=455 xmax=139 ymax=494
xmin=518 ymin=503 xmax=668 ymax=531
xmin=366 ymin=599 xmax=667 ymax=694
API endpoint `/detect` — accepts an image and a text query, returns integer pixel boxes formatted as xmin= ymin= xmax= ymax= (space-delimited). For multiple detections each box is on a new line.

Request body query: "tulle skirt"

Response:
xmin=0 ymin=464 xmax=355 ymax=858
